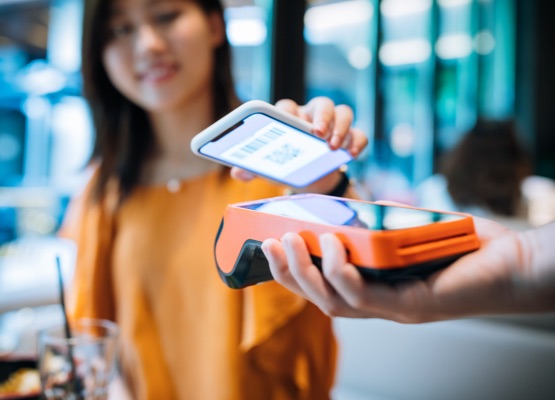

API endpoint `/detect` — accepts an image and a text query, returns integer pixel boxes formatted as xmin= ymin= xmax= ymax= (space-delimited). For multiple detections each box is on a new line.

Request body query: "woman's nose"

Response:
xmin=134 ymin=24 xmax=166 ymax=55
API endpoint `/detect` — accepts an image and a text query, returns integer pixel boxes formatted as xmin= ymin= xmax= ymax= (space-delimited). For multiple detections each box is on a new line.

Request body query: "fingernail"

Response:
xmin=281 ymin=234 xmax=295 ymax=250
xmin=314 ymin=122 xmax=327 ymax=137
xmin=330 ymin=135 xmax=340 ymax=148
xmin=261 ymin=242 xmax=273 ymax=260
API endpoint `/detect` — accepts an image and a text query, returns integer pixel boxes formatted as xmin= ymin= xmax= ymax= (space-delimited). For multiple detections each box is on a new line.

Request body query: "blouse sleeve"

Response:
xmin=58 ymin=170 xmax=117 ymax=322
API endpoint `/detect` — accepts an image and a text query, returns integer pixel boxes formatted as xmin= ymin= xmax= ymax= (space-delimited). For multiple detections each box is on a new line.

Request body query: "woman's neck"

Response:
xmin=143 ymin=94 xmax=220 ymax=185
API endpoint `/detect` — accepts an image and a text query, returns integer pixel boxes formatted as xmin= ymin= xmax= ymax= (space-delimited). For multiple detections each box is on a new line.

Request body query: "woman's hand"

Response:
xmin=261 ymin=217 xmax=555 ymax=322
xmin=230 ymin=97 xmax=367 ymax=193
xmin=273 ymin=97 xmax=367 ymax=155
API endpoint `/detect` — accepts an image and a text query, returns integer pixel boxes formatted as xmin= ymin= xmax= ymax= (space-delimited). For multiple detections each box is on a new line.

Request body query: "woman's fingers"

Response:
xmin=274 ymin=98 xmax=302 ymax=118
xmin=346 ymin=127 xmax=368 ymax=157
xmin=274 ymin=97 xmax=367 ymax=157
xmin=327 ymin=104 xmax=354 ymax=149
xmin=230 ymin=166 xmax=256 ymax=181
xmin=301 ymin=97 xmax=337 ymax=138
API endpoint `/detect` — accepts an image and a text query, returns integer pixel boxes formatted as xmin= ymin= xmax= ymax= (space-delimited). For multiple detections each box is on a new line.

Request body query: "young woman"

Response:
xmin=61 ymin=0 xmax=367 ymax=398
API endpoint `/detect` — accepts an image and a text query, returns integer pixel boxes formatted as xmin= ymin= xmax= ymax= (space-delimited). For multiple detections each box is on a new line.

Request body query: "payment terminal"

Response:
xmin=214 ymin=194 xmax=480 ymax=289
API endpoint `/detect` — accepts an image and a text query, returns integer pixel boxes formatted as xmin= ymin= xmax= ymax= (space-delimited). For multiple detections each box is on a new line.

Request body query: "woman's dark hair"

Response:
xmin=81 ymin=0 xmax=239 ymax=203
xmin=442 ymin=119 xmax=532 ymax=216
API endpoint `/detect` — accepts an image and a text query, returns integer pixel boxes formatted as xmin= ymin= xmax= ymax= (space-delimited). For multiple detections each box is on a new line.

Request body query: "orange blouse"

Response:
xmin=61 ymin=170 xmax=337 ymax=400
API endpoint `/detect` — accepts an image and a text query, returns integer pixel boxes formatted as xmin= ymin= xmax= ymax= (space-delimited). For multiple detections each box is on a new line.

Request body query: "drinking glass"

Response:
xmin=37 ymin=318 xmax=118 ymax=400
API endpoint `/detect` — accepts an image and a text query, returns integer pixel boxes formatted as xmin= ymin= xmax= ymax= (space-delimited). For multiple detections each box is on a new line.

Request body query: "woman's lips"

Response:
xmin=138 ymin=63 xmax=178 ymax=84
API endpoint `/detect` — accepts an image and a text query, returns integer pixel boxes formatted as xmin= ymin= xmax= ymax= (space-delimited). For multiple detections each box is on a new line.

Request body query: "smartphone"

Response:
xmin=190 ymin=100 xmax=353 ymax=188
xmin=214 ymin=194 xmax=481 ymax=288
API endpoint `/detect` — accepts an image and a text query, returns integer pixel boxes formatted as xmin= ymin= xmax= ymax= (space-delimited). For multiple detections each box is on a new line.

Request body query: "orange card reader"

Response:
xmin=215 ymin=194 xmax=480 ymax=289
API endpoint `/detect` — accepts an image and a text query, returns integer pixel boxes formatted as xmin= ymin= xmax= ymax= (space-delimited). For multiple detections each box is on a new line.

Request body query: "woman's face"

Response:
xmin=102 ymin=0 xmax=224 ymax=112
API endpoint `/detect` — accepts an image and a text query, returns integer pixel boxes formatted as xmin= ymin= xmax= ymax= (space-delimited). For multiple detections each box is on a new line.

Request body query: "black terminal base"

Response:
xmin=216 ymin=235 xmax=471 ymax=289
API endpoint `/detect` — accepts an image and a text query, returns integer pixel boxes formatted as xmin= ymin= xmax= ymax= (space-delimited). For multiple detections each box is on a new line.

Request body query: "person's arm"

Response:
xmin=261 ymin=218 xmax=555 ymax=322
xmin=516 ymin=221 xmax=555 ymax=310
xmin=230 ymin=97 xmax=367 ymax=195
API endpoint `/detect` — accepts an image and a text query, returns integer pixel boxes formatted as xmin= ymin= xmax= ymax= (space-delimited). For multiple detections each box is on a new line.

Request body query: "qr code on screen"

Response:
xmin=264 ymin=144 xmax=302 ymax=165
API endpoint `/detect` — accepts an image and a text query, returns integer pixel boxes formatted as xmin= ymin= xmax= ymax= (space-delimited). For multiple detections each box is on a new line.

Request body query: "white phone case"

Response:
xmin=190 ymin=100 xmax=314 ymax=156
xmin=190 ymin=99 xmax=353 ymax=188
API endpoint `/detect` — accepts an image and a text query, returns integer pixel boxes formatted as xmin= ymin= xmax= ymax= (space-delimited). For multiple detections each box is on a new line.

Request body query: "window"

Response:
xmin=304 ymin=0 xmax=518 ymax=202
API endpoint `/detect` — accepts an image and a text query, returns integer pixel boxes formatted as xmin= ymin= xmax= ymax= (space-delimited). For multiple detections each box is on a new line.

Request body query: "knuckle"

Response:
xmin=323 ymin=304 xmax=345 ymax=317
xmin=313 ymin=96 xmax=334 ymax=106
xmin=271 ymin=262 xmax=290 ymax=281
xmin=322 ymin=267 xmax=342 ymax=282
xmin=335 ymin=104 xmax=353 ymax=116
xmin=348 ymin=296 xmax=368 ymax=311
xmin=275 ymin=99 xmax=298 ymax=113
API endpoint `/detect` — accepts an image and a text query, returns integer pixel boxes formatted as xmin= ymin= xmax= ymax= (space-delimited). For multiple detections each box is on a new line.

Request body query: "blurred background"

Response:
xmin=1 ymin=0 xmax=554 ymax=399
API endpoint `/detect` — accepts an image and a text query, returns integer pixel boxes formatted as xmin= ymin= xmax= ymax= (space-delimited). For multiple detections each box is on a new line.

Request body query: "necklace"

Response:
xmin=166 ymin=178 xmax=182 ymax=193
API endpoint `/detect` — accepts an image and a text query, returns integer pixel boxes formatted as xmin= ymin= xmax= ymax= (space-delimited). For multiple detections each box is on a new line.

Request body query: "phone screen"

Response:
xmin=198 ymin=113 xmax=353 ymax=187
xmin=241 ymin=195 xmax=464 ymax=230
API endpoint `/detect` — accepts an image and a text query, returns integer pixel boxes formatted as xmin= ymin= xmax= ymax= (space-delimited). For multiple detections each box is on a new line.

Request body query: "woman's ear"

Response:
xmin=208 ymin=11 xmax=226 ymax=47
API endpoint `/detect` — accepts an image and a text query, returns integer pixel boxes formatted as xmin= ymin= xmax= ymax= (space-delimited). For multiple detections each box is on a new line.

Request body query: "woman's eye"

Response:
xmin=111 ymin=24 xmax=134 ymax=39
xmin=155 ymin=11 xmax=179 ymax=24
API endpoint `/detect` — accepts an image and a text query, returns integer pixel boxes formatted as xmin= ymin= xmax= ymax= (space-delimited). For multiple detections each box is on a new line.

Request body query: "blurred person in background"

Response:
xmin=417 ymin=119 xmax=555 ymax=231
xmin=59 ymin=0 xmax=367 ymax=398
